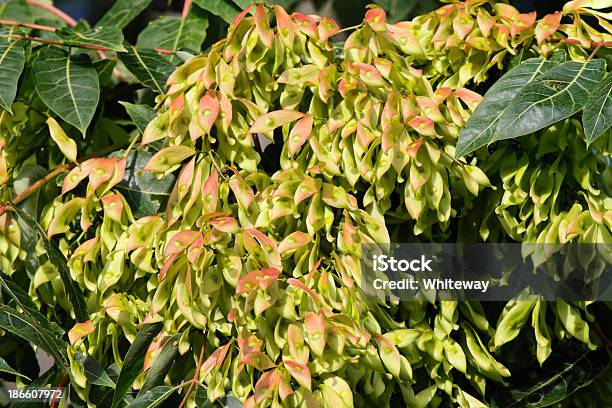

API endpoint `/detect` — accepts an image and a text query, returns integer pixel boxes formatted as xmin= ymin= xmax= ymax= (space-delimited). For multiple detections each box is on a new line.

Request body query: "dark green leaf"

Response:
xmin=96 ymin=0 xmax=153 ymax=29
xmin=0 ymin=0 xmax=32 ymax=22
xmin=14 ymin=164 xmax=47 ymax=218
xmin=193 ymin=0 xmax=240 ymax=24
xmin=116 ymin=150 xmax=176 ymax=218
xmin=56 ymin=27 xmax=127 ymax=52
xmin=120 ymin=102 xmax=156 ymax=134
xmin=0 ymin=273 xmax=64 ymax=337
xmin=94 ymin=59 xmax=118 ymax=87
xmin=78 ymin=354 xmax=116 ymax=388
xmin=583 ymin=74 xmax=612 ymax=146
xmin=0 ymin=33 xmax=25 ymax=113
xmin=495 ymin=59 xmax=606 ymax=141
xmin=9 ymin=368 xmax=58 ymax=408
xmin=119 ymin=46 xmax=174 ymax=94
xmin=0 ymin=305 xmax=68 ymax=371
xmin=128 ymin=386 xmax=177 ymax=408
xmin=456 ymin=57 xmax=561 ymax=156
xmin=33 ymin=46 xmax=100 ymax=135
xmin=194 ymin=388 xmax=215 ymax=407
xmin=111 ymin=322 xmax=163 ymax=408
xmin=0 ymin=356 xmax=30 ymax=380
xmin=11 ymin=206 xmax=89 ymax=322
xmin=136 ymin=7 xmax=208 ymax=56
xmin=490 ymin=348 xmax=609 ymax=408
xmin=138 ymin=335 xmax=179 ymax=396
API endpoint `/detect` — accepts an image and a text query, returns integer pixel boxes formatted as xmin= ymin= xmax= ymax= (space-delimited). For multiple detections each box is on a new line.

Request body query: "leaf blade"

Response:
xmin=120 ymin=102 xmax=156 ymax=135
xmin=33 ymin=46 xmax=100 ymax=135
xmin=193 ymin=0 xmax=240 ymax=24
xmin=119 ymin=46 xmax=175 ymax=94
xmin=11 ymin=205 xmax=89 ymax=322
xmin=128 ymin=385 xmax=177 ymax=408
xmin=56 ymin=27 xmax=127 ymax=52
xmin=136 ymin=7 xmax=208 ymax=55
xmin=582 ymin=74 xmax=612 ymax=145
xmin=456 ymin=57 xmax=560 ymax=156
xmin=111 ymin=322 xmax=164 ymax=408
xmin=0 ymin=34 xmax=25 ymax=112
xmin=495 ymin=59 xmax=606 ymax=141
xmin=96 ymin=0 xmax=153 ymax=29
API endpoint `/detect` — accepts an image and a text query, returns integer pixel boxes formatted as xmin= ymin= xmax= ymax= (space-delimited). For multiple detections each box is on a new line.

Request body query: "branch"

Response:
xmin=27 ymin=0 xmax=77 ymax=27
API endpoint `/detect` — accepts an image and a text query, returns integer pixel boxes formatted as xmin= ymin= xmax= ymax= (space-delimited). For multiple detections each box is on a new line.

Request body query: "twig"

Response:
xmin=178 ymin=342 xmax=206 ymax=408
xmin=27 ymin=0 xmax=77 ymax=27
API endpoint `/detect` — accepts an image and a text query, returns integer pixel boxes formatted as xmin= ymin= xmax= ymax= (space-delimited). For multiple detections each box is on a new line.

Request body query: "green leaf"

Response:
xmin=0 ymin=273 xmax=64 ymax=337
xmin=11 ymin=205 xmax=89 ymax=322
xmin=116 ymin=150 xmax=176 ymax=218
xmin=111 ymin=322 xmax=163 ymax=408
xmin=33 ymin=46 xmax=100 ymax=135
xmin=456 ymin=57 xmax=561 ymax=156
xmin=490 ymin=348 xmax=609 ymax=408
xmin=119 ymin=46 xmax=175 ymax=94
xmin=583 ymin=74 xmax=612 ymax=145
xmin=0 ymin=0 xmax=32 ymax=22
xmin=96 ymin=0 xmax=153 ymax=29
xmin=193 ymin=0 xmax=240 ymax=24
xmin=0 ymin=35 xmax=25 ymax=113
xmin=79 ymin=354 xmax=116 ymax=388
xmin=94 ymin=59 xmax=117 ymax=87
xmin=495 ymin=59 xmax=606 ymax=141
xmin=0 ymin=356 xmax=31 ymax=380
xmin=0 ymin=305 xmax=68 ymax=371
xmin=128 ymin=385 xmax=177 ymax=408
xmin=138 ymin=335 xmax=179 ymax=396
xmin=56 ymin=27 xmax=127 ymax=52
xmin=120 ymin=102 xmax=156 ymax=134
xmin=136 ymin=7 xmax=208 ymax=55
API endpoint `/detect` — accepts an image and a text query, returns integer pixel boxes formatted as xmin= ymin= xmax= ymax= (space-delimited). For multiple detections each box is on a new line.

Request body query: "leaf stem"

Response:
xmin=27 ymin=0 xmax=77 ymax=27
xmin=0 ymin=19 xmax=56 ymax=32
xmin=0 ymin=33 xmax=114 ymax=51
xmin=182 ymin=0 xmax=192 ymax=20
xmin=178 ymin=342 xmax=206 ymax=408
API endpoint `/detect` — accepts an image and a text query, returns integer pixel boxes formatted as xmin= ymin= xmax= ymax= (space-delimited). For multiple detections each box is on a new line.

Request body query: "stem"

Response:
xmin=178 ymin=342 xmax=206 ymax=408
xmin=334 ymin=23 xmax=363 ymax=36
xmin=27 ymin=0 xmax=77 ymax=27
xmin=49 ymin=374 xmax=69 ymax=408
xmin=182 ymin=0 xmax=192 ymax=20
xmin=0 ymin=19 xmax=56 ymax=31
xmin=0 ymin=33 xmax=114 ymax=51
xmin=548 ymin=38 xmax=612 ymax=48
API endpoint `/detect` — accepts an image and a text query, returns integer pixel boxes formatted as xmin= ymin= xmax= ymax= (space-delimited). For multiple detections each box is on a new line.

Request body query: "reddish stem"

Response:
xmin=182 ymin=0 xmax=192 ymax=20
xmin=27 ymin=0 xmax=77 ymax=27
xmin=0 ymin=19 xmax=56 ymax=31
xmin=178 ymin=342 xmax=206 ymax=408
xmin=548 ymin=38 xmax=612 ymax=47
xmin=49 ymin=374 xmax=69 ymax=408
xmin=0 ymin=33 xmax=113 ymax=51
